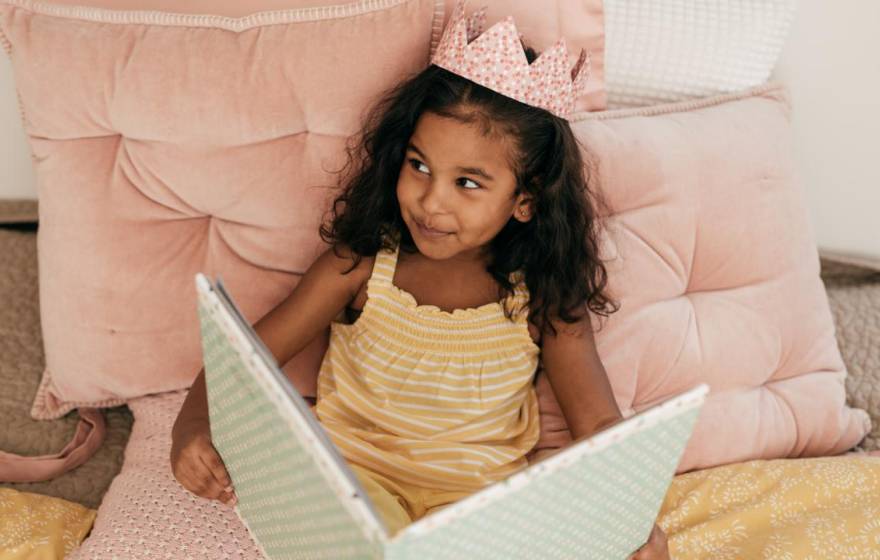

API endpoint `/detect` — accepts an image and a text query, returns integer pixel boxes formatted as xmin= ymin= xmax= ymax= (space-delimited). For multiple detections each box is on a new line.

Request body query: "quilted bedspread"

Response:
xmin=822 ymin=259 xmax=880 ymax=452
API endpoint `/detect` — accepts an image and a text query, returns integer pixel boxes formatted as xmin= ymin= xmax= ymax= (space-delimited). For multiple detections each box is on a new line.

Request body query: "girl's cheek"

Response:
xmin=397 ymin=176 xmax=422 ymax=202
xmin=395 ymin=178 xmax=408 ymax=200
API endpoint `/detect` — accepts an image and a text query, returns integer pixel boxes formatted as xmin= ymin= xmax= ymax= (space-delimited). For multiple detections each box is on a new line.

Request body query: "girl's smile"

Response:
xmin=414 ymin=219 xmax=451 ymax=238
xmin=396 ymin=110 xmax=533 ymax=263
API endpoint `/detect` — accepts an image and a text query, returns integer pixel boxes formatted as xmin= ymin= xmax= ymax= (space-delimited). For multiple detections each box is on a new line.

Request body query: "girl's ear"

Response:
xmin=513 ymin=194 xmax=534 ymax=223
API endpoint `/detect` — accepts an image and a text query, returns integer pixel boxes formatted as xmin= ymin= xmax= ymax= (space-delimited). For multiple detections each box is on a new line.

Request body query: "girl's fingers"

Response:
xmin=172 ymin=437 xmax=232 ymax=503
xmin=627 ymin=543 xmax=646 ymax=559
xmin=652 ymin=524 xmax=669 ymax=556
xmin=198 ymin=447 xmax=238 ymax=505
xmin=177 ymin=451 xmax=226 ymax=501
xmin=189 ymin=463 xmax=227 ymax=500
xmin=197 ymin=455 xmax=231 ymax=499
xmin=626 ymin=524 xmax=665 ymax=560
xmin=201 ymin=444 xmax=233 ymax=489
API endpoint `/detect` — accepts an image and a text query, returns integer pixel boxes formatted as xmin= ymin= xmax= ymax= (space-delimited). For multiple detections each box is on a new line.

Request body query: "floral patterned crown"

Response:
xmin=430 ymin=0 xmax=592 ymax=120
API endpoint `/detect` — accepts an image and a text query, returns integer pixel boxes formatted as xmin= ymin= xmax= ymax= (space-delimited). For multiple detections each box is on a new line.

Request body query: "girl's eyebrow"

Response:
xmin=407 ymin=142 xmax=495 ymax=182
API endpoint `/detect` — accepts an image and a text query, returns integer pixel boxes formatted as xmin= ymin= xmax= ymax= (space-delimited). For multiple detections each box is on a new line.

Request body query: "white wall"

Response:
xmin=772 ymin=0 xmax=880 ymax=261
xmin=0 ymin=52 xmax=36 ymax=199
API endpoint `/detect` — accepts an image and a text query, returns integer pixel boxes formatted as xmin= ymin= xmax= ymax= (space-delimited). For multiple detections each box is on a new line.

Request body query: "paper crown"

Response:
xmin=430 ymin=0 xmax=592 ymax=120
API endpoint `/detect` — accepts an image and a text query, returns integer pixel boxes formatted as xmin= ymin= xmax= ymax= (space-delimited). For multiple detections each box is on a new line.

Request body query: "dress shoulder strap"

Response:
xmin=366 ymin=236 xmax=400 ymax=288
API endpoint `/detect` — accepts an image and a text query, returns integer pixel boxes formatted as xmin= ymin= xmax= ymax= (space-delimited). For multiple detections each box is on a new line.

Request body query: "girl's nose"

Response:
xmin=419 ymin=178 xmax=449 ymax=215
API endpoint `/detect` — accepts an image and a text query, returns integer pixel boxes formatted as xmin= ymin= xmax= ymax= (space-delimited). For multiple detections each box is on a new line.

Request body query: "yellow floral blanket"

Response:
xmin=0 ymin=488 xmax=95 ymax=560
xmin=659 ymin=456 xmax=880 ymax=559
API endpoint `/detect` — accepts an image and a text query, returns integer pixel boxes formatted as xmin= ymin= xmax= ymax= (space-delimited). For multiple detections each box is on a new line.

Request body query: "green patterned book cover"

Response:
xmin=196 ymin=273 xmax=708 ymax=560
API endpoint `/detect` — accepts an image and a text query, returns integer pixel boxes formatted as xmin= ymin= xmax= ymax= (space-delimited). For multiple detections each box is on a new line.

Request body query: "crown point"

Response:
xmin=431 ymin=0 xmax=583 ymax=119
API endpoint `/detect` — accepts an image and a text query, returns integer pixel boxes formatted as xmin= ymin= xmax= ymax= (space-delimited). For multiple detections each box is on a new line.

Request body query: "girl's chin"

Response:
xmin=410 ymin=231 xmax=456 ymax=258
xmin=412 ymin=236 xmax=447 ymax=255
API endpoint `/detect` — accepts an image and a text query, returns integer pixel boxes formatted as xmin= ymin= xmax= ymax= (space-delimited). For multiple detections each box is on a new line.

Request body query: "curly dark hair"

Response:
xmin=319 ymin=47 xmax=619 ymax=336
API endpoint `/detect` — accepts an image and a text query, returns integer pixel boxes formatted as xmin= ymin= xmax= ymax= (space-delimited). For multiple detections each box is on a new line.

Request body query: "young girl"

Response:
xmin=171 ymin=4 xmax=668 ymax=558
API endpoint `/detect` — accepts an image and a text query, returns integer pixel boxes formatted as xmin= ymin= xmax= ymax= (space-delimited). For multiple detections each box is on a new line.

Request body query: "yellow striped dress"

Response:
xmin=314 ymin=237 xmax=541 ymax=529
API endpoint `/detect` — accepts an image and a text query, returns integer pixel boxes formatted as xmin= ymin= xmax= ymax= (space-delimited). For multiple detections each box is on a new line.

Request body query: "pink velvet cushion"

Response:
xmin=36 ymin=0 xmax=609 ymax=111
xmin=0 ymin=0 xmax=446 ymax=420
xmin=531 ymin=84 xmax=871 ymax=471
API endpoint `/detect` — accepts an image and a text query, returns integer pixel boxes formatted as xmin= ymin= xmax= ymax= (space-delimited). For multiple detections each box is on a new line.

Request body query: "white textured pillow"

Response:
xmin=604 ymin=0 xmax=796 ymax=108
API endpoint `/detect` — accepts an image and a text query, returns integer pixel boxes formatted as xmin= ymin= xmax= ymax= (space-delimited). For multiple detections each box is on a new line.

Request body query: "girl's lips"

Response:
xmin=415 ymin=220 xmax=450 ymax=238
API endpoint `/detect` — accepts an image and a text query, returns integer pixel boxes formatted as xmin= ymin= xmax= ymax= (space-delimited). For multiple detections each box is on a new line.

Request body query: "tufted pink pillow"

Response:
xmin=36 ymin=0 xmax=607 ymax=111
xmin=531 ymin=83 xmax=872 ymax=472
xmin=0 ymin=0 xmax=446 ymax=420
xmin=38 ymin=0 xmax=607 ymax=112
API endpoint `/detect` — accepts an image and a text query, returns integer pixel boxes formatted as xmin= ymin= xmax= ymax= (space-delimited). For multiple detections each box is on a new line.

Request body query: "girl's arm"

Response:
xmin=175 ymin=244 xmax=370 ymax=433
xmin=171 ymin=244 xmax=369 ymax=504
xmin=541 ymin=312 xmax=671 ymax=560
xmin=539 ymin=311 xmax=624 ymax=441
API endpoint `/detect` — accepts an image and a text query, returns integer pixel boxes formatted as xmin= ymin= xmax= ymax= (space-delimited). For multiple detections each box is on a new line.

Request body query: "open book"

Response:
xmin=195 ymin=273 xmax=708 ymax=560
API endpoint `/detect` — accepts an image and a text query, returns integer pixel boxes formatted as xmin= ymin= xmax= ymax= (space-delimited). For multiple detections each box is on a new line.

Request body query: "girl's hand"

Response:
xmin=170 ymin=416 xmax=237 ymax=506
xmin=627 ymin=524 xmax=669 ymax=560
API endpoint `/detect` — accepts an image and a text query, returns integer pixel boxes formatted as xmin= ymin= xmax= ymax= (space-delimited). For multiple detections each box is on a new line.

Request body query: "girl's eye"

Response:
xmin=456 ymin=177 xmax=481 ymax=190
xmin=408 ymin=159 xmax=429 ymax=174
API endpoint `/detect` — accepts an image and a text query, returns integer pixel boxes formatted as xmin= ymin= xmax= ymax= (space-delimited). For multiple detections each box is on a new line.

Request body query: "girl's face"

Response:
xmin=396 ymin=111 xmax=533 ymax=263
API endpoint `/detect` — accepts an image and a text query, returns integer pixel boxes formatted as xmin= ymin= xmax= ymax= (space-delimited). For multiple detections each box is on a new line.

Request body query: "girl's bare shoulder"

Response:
xmin=325 ymin=243 xmax=374 ymax=272
xmin=323 ymin=243 xmax=374 ymax=292
xmin=323 ymin=244 xmax=374 ymax=322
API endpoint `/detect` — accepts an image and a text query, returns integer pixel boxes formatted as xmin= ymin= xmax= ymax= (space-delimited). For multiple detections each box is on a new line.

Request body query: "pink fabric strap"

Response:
xmin=0 ymin=407 xmax=107 ymax=483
